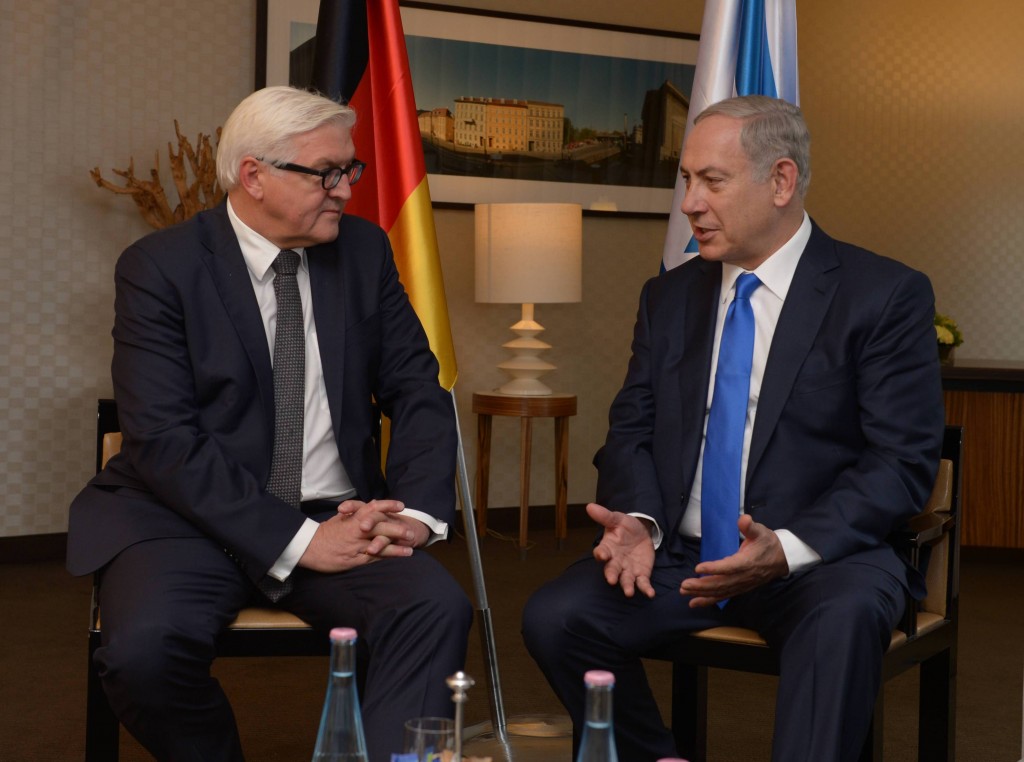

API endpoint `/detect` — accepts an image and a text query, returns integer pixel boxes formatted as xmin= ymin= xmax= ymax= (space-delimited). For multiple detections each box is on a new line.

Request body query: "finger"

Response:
xmin=692 ymin=560 xmax=719 ymax=576
xmin=680 ymin=576 xmax=720 ymax=597
xmin=354 ymin=506 xmax=402 ymax=530
xmin=635 ymin=574 xmax=656 ymax=599
xmin=602 ymin=559 xmax=622 ymax=588
xmin=738 ymin=514 xmax=768 ymax=543
xmin=687 ymin=595 xmax=720 ymax=608
xmin=586 ymin=503 xmax=616 ymax=528
xmin=361 ymin=518 xmax=415 ymax=543
xmin=337 ymin=500 xmax=362 ymax=516
xmin=363 ymin=535 xmax=391 ymax=556
xmin=348 ymin=500 xmax=404 ymax=525
xmin=620 ymin=570 xmax=636 ymax=598
xmin=694 ymin=556 xmax=740 ymax=576
xmin=374 ymin=543 xmax=414 ymax=558
xmin=365 ymin=535 xmax=417 ymax=557
xmin=367 ymin=499 xmax=405 ymax=513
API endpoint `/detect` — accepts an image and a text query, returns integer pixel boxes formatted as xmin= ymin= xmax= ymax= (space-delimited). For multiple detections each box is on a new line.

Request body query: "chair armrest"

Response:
xmin=891 ymin=510 xmax=955 ymax=637
xmin=895 ymin=511 xmax=954 ymax=548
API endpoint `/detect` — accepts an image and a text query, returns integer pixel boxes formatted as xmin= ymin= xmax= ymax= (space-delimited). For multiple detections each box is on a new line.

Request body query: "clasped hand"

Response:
xmin=299 ymin=499 xmax=428 ymax=573
xmin=589 ymin=505 xmax=788 ymax=607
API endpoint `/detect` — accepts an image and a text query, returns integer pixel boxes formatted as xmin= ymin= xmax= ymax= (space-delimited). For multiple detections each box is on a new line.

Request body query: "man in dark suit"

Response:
xmin=67 ymin=86 xmax=471 ymax=761
xmin=522 ymin=96 xmax=945 ymax=761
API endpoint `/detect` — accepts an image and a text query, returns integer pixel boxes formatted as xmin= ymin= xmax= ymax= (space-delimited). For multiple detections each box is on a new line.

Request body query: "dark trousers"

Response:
xmin=95 ymin=535 xmax=472 ymax=762
xmin=521 ymin=542 xmax=905 ymax=762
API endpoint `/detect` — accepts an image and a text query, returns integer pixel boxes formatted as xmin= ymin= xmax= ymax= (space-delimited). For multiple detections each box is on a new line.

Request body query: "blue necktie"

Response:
xmin=701 ymin=273 xmax=761 ymax=564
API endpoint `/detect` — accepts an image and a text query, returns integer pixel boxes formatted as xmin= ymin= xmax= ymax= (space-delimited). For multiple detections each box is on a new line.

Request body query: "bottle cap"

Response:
xmin=583 ymin=669 xmax=615 ymax=687
xmin=329 ymin=627 xmax=358 ymax=641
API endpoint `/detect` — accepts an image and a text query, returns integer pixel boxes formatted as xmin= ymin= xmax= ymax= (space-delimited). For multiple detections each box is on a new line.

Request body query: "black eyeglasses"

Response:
xmin=260 ymin=158 xmax=366 ymax=189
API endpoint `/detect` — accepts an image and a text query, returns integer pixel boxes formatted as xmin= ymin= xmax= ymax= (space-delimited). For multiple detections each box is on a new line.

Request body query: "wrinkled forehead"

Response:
xmin=286 ymin=122 xmax=355 ymax=162
xmin=682 ymin=116 xmax=749 ymax=169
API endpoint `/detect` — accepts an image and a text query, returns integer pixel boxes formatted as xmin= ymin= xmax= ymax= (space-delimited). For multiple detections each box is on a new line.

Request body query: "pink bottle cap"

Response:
xmin=583 ymin=669 xmax=615 ymax=687
xmin=329 ymin=627 xmax=358 ymax=641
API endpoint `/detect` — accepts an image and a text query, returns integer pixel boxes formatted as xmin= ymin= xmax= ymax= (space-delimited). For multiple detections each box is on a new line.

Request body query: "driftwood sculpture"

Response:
xmin=90 ymin=121 xmax=224 ymax=230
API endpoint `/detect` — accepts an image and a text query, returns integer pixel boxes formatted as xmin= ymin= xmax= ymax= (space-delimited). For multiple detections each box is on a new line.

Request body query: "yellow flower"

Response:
xmin=934 ymin=312 xmax=963 ymax=347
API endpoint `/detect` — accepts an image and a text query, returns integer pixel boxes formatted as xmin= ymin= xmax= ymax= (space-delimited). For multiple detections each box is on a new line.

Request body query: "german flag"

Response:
xmin=311 ymin=0 xmax=457 ymax=392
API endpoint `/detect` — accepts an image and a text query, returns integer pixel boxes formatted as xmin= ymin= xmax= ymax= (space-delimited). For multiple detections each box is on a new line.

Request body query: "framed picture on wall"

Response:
xmin=255 ymin=1 xmax=699 ymax=216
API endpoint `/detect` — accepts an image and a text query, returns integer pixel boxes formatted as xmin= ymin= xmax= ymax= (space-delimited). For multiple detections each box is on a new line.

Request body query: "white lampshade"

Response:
xmin=474 ymin=203 xmax=583 ymax=396
xmin=475 ymin=203 xmax=582 ymax=305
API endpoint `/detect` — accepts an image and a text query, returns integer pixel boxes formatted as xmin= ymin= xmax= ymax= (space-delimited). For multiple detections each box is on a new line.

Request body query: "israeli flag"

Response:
xmin=662 ymin=0 xmax=800 ymax=271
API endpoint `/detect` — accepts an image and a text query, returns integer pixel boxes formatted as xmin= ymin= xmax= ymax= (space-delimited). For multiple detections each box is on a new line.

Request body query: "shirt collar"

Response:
xmin=226 ymin=198 xmax=307 ymax=282
xmin=720 ymin=212 xmax=811 ymax=303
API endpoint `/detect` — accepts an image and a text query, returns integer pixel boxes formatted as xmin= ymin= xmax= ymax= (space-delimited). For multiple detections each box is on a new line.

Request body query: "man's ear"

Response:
xmin=770 ymin=158 xmax=799 ymax=207
xmin=237 ymin=157 xmax=264 ymax=200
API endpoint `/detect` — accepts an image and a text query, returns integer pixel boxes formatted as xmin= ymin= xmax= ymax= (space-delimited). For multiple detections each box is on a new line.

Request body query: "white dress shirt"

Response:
xmin=226 ymin=201 xmax=447 ymax=581
xmin=636 ymin=213 xmax=820 ymax=573
xmin=678 ymin=212 xmax=821 ymax=573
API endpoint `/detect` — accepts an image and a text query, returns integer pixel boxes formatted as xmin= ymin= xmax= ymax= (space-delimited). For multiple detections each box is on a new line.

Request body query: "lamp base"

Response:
xmin=496 ymin=378 xmax=554 ymax=396
xmin=495 ymin=362 xmax=555 ymax=396
xmin=496 ymin=305 xmax=557 ymax=396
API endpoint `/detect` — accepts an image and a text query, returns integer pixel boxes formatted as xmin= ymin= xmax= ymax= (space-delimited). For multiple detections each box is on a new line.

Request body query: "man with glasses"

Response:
xmin=67 ymin=86 xmax=471 ymax=762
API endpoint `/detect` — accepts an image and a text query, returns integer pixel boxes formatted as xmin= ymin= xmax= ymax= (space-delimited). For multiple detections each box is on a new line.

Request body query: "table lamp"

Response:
xmin=475 ymin=202 xmax=582 ymax=396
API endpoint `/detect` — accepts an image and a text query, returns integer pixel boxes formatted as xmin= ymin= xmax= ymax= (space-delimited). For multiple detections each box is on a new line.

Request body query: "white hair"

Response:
xmin=216 ymin=86 xmax=356 ymax=190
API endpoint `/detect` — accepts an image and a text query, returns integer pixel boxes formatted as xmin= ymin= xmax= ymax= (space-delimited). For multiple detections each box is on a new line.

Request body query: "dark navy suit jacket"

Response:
xmin=594 ymin=221 xmax=945 ymax=593
xmin=67 ymin=202 xmax=456 ymax=584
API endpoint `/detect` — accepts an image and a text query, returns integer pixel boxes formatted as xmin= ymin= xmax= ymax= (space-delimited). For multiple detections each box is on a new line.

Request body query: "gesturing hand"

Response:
xmin=587 ymin=502 xmax=656 ymax=599
xmin=298 ymin=499 xmax=416 ymax=573
xmin=679 ymin=514 xmax=789 ymax=607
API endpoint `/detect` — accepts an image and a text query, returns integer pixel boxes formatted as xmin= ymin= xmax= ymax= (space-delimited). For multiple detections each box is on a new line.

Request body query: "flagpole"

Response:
xmin=449 ymin=387 xmax=509 ymax=742
xmin=450 ymin=388 xmax=572 ymax=761
xmin=306 ymin=3 xmax=569 ymax=753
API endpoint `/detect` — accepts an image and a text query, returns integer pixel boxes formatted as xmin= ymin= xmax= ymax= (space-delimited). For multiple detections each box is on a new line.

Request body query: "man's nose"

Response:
xmin=329 ymin=177 xmax=353 ymax=201
xmin=680 ymin=187 xmax=701 ymax=215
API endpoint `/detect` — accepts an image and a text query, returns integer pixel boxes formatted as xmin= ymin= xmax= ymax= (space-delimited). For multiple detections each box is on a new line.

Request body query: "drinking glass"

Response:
xmin=402 ymin=716 xmax=455 ymax=761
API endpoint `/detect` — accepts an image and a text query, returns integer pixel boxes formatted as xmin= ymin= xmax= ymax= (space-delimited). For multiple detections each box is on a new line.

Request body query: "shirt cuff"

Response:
xmin=268 ymin=518 xmax=319 ymax=581
xmin=398 ymin=507 xmax=449 ymax=546
xmin=628 ymin=512 xmax=663 ymax=549
xmin=775 ymin=529 xmax=822 ymax=575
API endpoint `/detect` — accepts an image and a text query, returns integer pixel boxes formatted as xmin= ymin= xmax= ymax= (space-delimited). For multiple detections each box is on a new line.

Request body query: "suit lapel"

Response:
xmin=656 ymin=258 xmax=721 ymax=537
xmin=679 ymin=260 xmax=721 ymax=475
xmin=199 ymin=206 xmax=275 ymax=428
xmin=747 ymin=224 xmax=840 ymax=478
xmin=307 ymin=243 xmax=347 ymax=444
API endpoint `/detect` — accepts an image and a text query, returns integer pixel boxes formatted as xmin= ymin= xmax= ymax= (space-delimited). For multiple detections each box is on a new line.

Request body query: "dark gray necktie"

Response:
xmin=259 ymin=249 xmax=305 ymax=601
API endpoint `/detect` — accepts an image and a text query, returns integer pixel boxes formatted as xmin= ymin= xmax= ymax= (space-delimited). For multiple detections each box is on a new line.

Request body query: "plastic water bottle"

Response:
xmin=576 ymin=669 xmax=618 ymax=761
xmin=312 ymin=627 xmax=369 ymax=761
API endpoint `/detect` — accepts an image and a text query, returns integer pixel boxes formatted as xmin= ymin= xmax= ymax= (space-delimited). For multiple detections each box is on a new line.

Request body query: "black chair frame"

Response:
xmin=85 ymin=399 xmax=330 ymax=761
xmin=652 ymin=425 xmax=963 ymax=762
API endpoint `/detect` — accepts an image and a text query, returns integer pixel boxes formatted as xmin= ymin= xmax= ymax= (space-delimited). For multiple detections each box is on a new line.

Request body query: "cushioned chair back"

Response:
xmin=101 ymin=432 xmax=122 ymax=469
xmin=87 ymin=402 xmax=330 ymax=762
xmin=921 ymin=458 xmax=953 ymax=618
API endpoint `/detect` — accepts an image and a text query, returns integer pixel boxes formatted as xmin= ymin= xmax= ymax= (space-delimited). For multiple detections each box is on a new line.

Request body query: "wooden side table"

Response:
xmin=472 ymin=391 xmax=578 ymax=556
